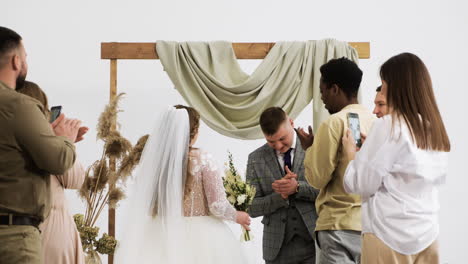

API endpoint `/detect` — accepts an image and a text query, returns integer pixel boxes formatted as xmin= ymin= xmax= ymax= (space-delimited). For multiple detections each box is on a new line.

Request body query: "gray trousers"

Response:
xmin=316 ymin=230 xmax=361 ymax=264
xmin=266 ymin=235 xmax=316 ymax=264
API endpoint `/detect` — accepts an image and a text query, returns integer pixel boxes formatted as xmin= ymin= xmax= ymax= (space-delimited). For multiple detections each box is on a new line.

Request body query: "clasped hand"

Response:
xmin=272 ymin=166 xmax=298 ymax=199
xmin=51 ymin=114 xmax=89 ymax=143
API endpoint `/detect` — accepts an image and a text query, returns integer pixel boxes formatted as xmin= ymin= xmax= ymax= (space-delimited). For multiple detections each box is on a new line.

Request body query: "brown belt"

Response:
xmin=0 ymin=213 xmax=40 ymax=227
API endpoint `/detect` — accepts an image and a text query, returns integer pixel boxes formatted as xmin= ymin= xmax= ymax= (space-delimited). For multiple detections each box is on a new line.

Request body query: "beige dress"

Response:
xmin=40 ymin=162 xmax=85 ymax=264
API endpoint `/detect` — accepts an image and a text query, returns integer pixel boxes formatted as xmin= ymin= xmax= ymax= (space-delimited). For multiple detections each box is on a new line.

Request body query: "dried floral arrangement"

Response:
xmin=74 ymin=93 xmax=148 ymax=259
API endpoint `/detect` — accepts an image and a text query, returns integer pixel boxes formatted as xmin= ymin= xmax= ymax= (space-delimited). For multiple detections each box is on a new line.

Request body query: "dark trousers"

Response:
xmin=267 ymin=235 xmax=316 ymax=264
xmin=0 ymin=225 xmax=42 ymax=264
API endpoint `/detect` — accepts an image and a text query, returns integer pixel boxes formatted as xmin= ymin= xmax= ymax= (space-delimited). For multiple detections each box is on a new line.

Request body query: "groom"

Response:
xmin=247 ymin=107 xmax=319 ymax=264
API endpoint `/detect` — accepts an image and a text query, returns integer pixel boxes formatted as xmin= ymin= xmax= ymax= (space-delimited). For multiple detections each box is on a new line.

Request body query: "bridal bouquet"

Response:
xmin=223 ymin=151 xmax=256 ymax=241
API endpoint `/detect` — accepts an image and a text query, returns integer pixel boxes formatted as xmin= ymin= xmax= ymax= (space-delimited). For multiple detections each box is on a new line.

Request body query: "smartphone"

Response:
xmin=50 ymin=106 xmax=62 ymax=123
xmin=347 ymin=112 xmax=362 ymax=148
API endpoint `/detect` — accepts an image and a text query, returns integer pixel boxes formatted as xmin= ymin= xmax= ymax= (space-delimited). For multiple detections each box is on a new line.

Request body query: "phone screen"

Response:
xmin=50 ymin=106 xmax=62 ymax=123
xmin=347 ymin=113 xmax=362 ymax=148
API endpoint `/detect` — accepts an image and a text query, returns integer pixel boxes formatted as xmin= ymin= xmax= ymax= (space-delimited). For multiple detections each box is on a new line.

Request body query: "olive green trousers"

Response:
xmin=0 ymin=225 xmax=42 ymax=264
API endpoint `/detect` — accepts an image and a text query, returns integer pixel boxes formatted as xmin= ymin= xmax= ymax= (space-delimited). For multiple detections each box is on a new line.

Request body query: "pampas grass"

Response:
xmin=76 ymin=93 xmax=148 ymax=256
xmin=96 ymin=93 xmax=124 ymax=140
xmin=118 ymin=134 xmax=149 ymax=181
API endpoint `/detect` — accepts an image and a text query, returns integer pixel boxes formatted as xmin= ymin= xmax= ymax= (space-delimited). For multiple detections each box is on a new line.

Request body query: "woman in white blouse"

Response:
xmin=342 ymin=53 xmax=450 ymax=264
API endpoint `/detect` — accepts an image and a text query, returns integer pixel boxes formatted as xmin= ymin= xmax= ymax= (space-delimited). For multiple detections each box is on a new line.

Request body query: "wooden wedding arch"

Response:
xmin=100 ymin=41 xmax=370 ymax=264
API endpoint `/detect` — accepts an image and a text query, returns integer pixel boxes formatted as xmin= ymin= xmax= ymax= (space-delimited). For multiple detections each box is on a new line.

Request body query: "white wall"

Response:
xmin=4 ymin=0 xmax=468 ymax=263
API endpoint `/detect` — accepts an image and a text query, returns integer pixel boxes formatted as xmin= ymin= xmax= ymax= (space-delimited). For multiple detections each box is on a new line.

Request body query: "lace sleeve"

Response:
xmin=201 ymin=153 xmax=237 ymax=222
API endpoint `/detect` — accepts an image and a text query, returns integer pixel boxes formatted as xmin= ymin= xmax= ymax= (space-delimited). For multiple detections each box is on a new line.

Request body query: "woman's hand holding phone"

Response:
xmin=342 ymin=129 xmax=358 ymax=161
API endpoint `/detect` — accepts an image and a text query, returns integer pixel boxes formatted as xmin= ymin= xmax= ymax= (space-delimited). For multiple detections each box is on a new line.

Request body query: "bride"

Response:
xmin=114 ymin=105 xmax=252 ymax=264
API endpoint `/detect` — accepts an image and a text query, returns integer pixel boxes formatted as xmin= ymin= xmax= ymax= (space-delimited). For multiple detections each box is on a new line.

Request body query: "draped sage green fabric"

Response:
xmin=157 ymin=40 xmax=359 ymax=139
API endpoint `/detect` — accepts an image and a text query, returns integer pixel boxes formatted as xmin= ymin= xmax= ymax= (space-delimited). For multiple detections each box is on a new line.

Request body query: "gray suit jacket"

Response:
xmin=246 ymin=140 xmax=319 ymax=261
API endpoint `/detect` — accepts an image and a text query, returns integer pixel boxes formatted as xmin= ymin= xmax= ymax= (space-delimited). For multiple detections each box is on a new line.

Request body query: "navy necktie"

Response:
xmin=284 ymin=148 xmax=293 ymax=172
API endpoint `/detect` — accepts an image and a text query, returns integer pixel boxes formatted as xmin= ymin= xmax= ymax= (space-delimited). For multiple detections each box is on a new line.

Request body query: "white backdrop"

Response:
xmin=4 ymin=0 xmax=468 ymax=263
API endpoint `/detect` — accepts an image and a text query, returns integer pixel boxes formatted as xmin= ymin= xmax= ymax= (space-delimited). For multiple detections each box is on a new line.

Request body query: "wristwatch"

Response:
xmin=295 ymin=183 xmax=300 ymax=193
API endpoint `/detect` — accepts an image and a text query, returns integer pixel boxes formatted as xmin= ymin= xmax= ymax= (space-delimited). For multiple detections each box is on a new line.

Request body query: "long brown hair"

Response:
xmin=174 ymin=105 xmax=201 ymax=197
xmin=174 ymin=104 xmax=200 ymax=143
xmin=17 ymin=81 xmax=51 ymax=119
xmin=380 ymin=53 xmax=450 ymax=152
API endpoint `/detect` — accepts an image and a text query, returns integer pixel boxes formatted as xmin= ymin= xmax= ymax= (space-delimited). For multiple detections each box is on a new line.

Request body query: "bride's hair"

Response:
xmin=173 ymin=105 xmax=200 ymax=198
xmin=174 ymin=105 xmax=200 ymax=142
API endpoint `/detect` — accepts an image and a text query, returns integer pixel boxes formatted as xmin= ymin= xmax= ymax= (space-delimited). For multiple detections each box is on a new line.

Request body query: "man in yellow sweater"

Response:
xmin=297 ymin=58 xmax=375 ymax=264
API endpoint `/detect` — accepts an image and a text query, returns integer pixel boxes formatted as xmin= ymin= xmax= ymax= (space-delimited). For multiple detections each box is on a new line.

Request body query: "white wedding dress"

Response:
xmin=114 ymin=107 xmax=250 ymax=264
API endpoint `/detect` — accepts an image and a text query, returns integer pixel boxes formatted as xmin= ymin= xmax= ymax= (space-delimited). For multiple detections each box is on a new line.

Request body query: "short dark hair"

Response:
xmin=259 ymin=107 xmax=287 ymax=135
xmin=376 ymin=86 xmax=382 ymax=92
xmin=0 ymin=27 xmax=22 ymax=68
xmin=320 ymin=57 xmax=363 ymax=99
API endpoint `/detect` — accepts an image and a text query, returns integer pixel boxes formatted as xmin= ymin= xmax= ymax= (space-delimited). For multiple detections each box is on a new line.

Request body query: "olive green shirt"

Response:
xmin=0 ymin=81 xmax=76 ymax=221
xmin=304 ymin=104 xmax=375 ymax=231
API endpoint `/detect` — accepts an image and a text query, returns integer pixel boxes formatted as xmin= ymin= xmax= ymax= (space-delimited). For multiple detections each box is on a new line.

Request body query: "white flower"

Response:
xmin=228 ymin=195 xmax=237 ymax=204
xmin=237 ymin=194 xmax=247 ymax=205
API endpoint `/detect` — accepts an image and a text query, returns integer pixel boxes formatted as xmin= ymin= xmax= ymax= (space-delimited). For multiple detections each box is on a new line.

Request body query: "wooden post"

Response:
xmin=108 ymin=59 xmax=117 ymax=264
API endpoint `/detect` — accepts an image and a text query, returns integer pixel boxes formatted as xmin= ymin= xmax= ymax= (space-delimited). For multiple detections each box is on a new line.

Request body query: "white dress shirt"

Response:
xmin=276 ymin=133 xmax=296 ymax=172
xmin=344 ymin=115 xmax=448 ymax=255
